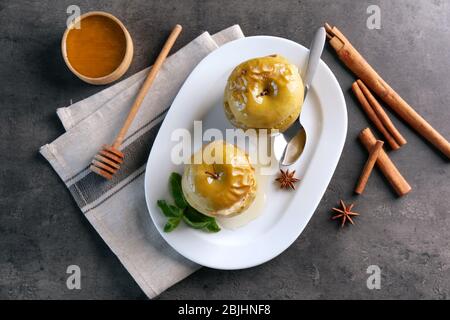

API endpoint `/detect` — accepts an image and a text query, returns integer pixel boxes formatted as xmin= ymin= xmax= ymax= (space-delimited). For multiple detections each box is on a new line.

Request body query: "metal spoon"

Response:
xmin=274 ymin=27 xmax=326 ymax=166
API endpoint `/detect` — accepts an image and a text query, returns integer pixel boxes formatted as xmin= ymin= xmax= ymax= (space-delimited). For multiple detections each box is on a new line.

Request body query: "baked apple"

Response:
xmin=224 ymin=54 xmax=304 ymax=132
xmin=182 ymin=140 xmax=257 ymax=217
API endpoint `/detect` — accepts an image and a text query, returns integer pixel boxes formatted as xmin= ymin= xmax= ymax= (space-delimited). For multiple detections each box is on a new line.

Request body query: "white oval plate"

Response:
xmin=145 ymin=36 xmax=347 ymax=270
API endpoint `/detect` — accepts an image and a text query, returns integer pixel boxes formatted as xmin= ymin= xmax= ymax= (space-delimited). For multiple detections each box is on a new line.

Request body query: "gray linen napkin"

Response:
xmin=40 ymin=25 xmax=244 ymax=298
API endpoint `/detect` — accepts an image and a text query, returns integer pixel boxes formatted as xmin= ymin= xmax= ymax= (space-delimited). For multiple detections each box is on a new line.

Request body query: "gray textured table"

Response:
xmin=1 ymin=0 xmax=449 ymax=299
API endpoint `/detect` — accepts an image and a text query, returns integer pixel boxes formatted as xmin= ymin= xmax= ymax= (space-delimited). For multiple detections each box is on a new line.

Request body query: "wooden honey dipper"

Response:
xmin=90 ymin=24 xmax=182 ymax=180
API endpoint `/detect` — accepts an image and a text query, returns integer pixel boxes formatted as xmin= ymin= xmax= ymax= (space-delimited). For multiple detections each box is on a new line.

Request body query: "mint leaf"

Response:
xmin=157 ymin=173 xmax=222 ymax=234
xmin=205 ymin=220 xmax=221 ymax=233
xmin=182 ymin=216 xmax=211 ymax=229
xmin=169 ymin=172 xmax=188 ymax=209
xmin=184 ymin=207 xmax=220 ymax=232
xmin=164 ymin=217 xmax=181 ymax=232
xmin=157 ymin=200 xmax=183 ymax=218
xmin=184 ymin=206 xmax=214 ymax=222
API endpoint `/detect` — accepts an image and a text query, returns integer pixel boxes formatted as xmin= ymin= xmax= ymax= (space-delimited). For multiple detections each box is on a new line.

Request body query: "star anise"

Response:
xmin=275 ymin=169 xmax=300 ymax=190
xmin=331 ymin=200 xmax=360 ymax=228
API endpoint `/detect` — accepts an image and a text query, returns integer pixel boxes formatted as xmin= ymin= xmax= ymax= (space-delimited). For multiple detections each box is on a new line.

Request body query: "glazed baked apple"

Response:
xmin=181 ymin=140 xmax=257 ymax=217
xmin=224 ymin=54 xmax=304 ymax=132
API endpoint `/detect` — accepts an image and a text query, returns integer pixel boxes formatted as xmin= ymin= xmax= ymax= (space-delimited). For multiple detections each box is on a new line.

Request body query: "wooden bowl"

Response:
xmin=61 ymin=11 xmax=133 ymax=85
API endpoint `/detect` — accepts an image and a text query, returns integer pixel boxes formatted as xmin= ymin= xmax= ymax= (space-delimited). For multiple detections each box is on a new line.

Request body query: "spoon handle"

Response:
xmin=303 ymin=27 xmax=326 ymax=96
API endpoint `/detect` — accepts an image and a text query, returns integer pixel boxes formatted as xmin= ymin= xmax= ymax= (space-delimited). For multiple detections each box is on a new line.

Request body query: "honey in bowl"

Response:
xmin=62 ymin=12 xmax=133 ymax=85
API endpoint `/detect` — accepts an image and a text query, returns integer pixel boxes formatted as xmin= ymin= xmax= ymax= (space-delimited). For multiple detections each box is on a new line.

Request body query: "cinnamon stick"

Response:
xmin=326 ymin=23 xmax=450 ymax=159
xmin=355 ymin=140 xmax=384 ymax=194
xmin=352 ymin=81 xmax=400 ymax=150
xmin=357 ymin=80 xmax=407 ymax=147
xmin=359 ymin=128 xmax=412 ymax=197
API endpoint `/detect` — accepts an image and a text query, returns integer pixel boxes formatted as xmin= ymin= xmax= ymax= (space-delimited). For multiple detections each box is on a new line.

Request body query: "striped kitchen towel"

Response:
xmin=40 ymin=25 xmax=245 ymax=298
